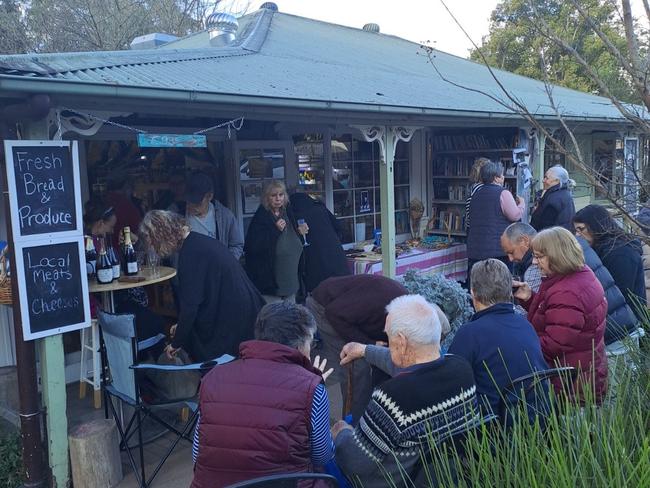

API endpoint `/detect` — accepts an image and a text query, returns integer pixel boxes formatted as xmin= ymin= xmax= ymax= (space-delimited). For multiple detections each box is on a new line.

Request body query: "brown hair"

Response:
xmin=531 ymin=227 xmax=584 ymax=275
xmin=469 ymin=157 xmax=491 ymax=184
xmin=262 ymin=180 xmax=287 ymax=211
xmin=139 ymin=210 xmax=188 ymax=258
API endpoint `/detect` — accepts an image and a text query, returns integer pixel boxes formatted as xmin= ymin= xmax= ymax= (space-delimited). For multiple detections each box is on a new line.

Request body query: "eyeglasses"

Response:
xmin=101 ymin=207 xmax=114 ymax=219
xmin=532 ymin=253 xmax=546 ymax=260
xmin=574 ymin=225 xmax=588 ymax=234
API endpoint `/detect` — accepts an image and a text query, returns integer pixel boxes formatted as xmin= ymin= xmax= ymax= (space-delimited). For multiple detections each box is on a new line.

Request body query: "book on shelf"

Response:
xmin=430 ymin=205 xmax=465 ymax=233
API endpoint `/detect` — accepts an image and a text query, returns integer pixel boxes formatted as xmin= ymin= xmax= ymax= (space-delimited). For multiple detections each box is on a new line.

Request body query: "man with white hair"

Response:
xmin=332 ymin=295 xmax=480 ymax=488
xmin=530 ymin=164 xmax=576 ymax=231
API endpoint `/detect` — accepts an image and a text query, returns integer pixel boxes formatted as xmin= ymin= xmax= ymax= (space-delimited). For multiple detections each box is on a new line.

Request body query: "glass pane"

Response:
xmin=353 ymin=139 xmax=374 ymax=161
xmin=263 ymin=149 xmax=285 ymax=180
xmin=374 ymin=188 xmax=381 ymax=213
xmin=355 ymin=189 xmax=374 ymax=215
xmin=395 ymin=141 xmax=409 ymax=160
xmin=395 ymin=186 xmax=410 ymax=211
xmin=333 ymin=161 xmax=353 ymax=189
xmin=357 ymin=214 xmax=377 ymax=242
xmin=396 ymin=210 xmax=410 ymax=235
xmin=239 ymin=148 xmax=263 ymax=180
xmin=241 ymin=181 xmax=263 ymax=214
xmin=295 ymin=139 xmax=324 ymax=161
xmin=333 ymin=190 xmax=353 ymax=217
xmin=355 ymin=161 xmax=374 ymax=187
xmin=338 ymin=217 xmax=354 ymax=244
xmin=298 ymin=161 xmax=324 ymax=192
xmin=331 ymin=135 xmax=352 ymax=161
xmin=394 ymin=160 xmax=409 ymax=185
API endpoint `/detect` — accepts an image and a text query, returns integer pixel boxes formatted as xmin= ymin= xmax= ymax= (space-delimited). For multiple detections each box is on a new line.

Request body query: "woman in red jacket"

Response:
xmin=514 ymin=227 xmax=608 ymax=403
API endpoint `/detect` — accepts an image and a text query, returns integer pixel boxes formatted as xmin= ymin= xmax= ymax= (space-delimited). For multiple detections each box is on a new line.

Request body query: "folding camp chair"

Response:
xmin=498 ymin=366 xmax=576 ymax=428
xmin=97 ymin=310 xmax=233 ymax=487
xmin=225 ymin=472 xmax=339 ymax=488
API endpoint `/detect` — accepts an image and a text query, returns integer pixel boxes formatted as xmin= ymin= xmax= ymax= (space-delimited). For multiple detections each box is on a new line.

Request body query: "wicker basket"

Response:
xmin=0 ymin=247 xmax=13 ymax=305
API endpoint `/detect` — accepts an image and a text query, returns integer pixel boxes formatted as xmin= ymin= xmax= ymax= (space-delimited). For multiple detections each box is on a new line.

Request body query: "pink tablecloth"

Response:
xmin=347 ymin=244 xmax=467 ymax=281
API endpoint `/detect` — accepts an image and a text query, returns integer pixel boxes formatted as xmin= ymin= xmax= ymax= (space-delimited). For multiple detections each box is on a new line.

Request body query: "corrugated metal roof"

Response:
xmin=0 ymin=8 xmax=629 ymax=121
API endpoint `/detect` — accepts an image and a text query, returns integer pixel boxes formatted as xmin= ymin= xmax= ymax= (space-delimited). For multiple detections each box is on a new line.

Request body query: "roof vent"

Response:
xmin=207 ymin=12 xmax=239 ymax=47
xmin=362 ymin=23 xmax=380 ymax=33
xmin=260 ymin=2 xmax=278 ymax=11
xmin=129 ymin=32 xmax=178 ymax=50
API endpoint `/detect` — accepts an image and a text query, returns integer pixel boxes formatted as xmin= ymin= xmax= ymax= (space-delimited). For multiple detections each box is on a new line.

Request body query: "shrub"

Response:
xmin=0 ymin=432 xmax=22 ymax=488
xmin=417 ymin=342 xmax=650 ymax=488
xmin=400 ymin=269 xmax=473 ymax=348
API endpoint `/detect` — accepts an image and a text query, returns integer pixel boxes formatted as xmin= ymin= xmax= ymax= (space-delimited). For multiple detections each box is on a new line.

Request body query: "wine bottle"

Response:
xmin=85 ymin=236 xmax=97 ymax=277
xmin=106 ymin=234 xmax=121 ymax=280
xmin=122 ymin=226 xmax=138 ymax=275
xmin=96 ymin=237 xmax=114 ymax=284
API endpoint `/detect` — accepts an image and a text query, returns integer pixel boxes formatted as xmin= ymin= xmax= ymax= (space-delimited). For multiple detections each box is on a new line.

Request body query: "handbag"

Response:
xmin=145 ymin=349 xmax=201 ymax=401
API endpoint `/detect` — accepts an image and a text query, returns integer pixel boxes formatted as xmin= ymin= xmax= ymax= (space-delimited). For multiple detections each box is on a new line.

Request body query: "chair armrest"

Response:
xmin=137 ymin=333 xmax=166 ymax=353
xmin=130 ymin=353 xmax=235 ymax=372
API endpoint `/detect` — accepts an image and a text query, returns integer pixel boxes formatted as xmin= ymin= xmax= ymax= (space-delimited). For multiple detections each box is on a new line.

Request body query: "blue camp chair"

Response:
xmin=97 ymin=310 xmax=233 ymax=487
xmin=225 ymin=472 xmax=339 ymax=488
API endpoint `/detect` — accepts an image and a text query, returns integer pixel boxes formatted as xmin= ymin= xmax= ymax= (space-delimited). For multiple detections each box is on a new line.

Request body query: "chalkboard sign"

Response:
xmin=14 ymin=238 xmax=90 ymax=340
xmin=4 ymin=141 xmax=83 ymax=241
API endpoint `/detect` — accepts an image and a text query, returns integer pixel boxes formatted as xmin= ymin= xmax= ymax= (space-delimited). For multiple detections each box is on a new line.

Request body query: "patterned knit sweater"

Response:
xmin=334 ymin=354 xmax=480 ymax=488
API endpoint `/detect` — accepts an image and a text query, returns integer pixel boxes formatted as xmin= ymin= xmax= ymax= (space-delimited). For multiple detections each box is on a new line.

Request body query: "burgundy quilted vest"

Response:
xmin=191 ymin=340 xmax=323 ymax=488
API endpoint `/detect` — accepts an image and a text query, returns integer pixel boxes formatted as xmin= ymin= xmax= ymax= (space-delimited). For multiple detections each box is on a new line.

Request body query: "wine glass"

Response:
xmin=147 ymin=249 xmax=160 ymax=278
xmin=297 ymin=219 xmax=309 ymax=247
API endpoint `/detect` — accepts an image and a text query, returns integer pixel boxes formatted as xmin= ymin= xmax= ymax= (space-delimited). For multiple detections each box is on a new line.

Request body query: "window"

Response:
xmin=294 ymin=134 xmax=325 ymax=201
xmin=331 ymin=134 xmax=410 ymax=244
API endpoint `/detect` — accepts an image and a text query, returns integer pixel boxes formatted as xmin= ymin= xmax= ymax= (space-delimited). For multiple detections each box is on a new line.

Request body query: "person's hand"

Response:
xmin=331 ymin=420 xmax=353 ymax=439
xmin=312 ymin=355 xmax=334 ymax=382
xmin=340 ymin=342 xmax=367 ymax=366
xmin=275 ymin=218 xmax=287 ymax=232
xmin=513 ymin=280 xmax=532 ymax=301
xmin=297 ymin=222 xmax=309 ymax=236
xmin=169 ymin=323 xmax=177 ymax=338
xmin=515 ymin=195 xmax=523 ymax=206
xmin=165 ymin=343 xmax=179 ymax=360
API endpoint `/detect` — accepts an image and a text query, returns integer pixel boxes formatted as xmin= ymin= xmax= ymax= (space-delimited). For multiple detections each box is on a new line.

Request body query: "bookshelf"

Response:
xmin=428 ymin=129 xmax=520 ymax=237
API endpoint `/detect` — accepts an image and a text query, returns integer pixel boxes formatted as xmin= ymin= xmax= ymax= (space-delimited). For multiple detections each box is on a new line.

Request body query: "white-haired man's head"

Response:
xmin=384 ymin=294 xmax=441 ymax=368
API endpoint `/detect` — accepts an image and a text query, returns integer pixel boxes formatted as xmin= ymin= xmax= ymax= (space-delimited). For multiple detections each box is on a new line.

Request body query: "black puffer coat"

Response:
xmin=577 ymin=237 xmax=638 ymax=344
xmin=595 ymin=236 xmax=647 ymax=320
xmin=289 ymin=193 xmax=350 ymax=292
xmin=244 ymin=204 xmax=302 ymax=296
xmin=530 ymin=183 xmax=575 ymax=231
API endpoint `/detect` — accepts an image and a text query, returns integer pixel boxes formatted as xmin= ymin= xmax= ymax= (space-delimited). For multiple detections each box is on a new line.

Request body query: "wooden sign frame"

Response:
xmin=4 ymin=140 xmax=84 ymax=242
xmin=13 ymin=236 xmax=91 ymax=341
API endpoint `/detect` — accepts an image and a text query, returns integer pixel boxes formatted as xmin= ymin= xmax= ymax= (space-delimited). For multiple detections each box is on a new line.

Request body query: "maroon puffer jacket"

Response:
xmin=523 ymin=265 xmax=608 ymax=403
xmin=191 ymin=340 xmax=323 ymax=488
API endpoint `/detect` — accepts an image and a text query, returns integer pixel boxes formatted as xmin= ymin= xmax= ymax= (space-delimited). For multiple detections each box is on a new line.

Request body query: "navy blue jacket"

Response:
xmin=530 ymin=183 xmax=575 ymax=231
xmin=448 ymin=303 xmax=549 ymax=416
xmin=467 ymin=184 xmax=512 ymax=260
xmin=594 ymin=236 xmax=647 ymax=320
xmin=577 ymin=237 xmax=638 ymax=344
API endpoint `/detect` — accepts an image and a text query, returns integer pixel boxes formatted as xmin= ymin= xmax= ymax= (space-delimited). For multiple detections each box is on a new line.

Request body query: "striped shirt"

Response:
xmin=192 ymin=383 xmax=333 ymax=466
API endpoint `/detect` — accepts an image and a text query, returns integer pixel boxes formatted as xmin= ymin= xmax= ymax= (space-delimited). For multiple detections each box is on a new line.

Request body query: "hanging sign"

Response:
xmin=13 ymin=238 xmax=90 ymax=340
xmin=137 ymin=133 xmax=207 ymax=148
xmin=4 ymin=141 xmax=83 ymax=240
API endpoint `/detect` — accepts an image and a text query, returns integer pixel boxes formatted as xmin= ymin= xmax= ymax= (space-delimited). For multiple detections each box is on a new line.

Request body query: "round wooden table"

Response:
xmin=89 ymin=266 xmax=176 ymax=312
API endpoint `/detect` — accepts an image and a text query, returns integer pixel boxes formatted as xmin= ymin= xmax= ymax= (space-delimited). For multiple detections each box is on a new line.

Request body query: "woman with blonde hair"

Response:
xmin=140 ymin=210 xmax=264 ymax=361
xmin=514 ymin=226 xmax=608 ymax=403
xmin=244 ymin=180 xmax=309 ymax=303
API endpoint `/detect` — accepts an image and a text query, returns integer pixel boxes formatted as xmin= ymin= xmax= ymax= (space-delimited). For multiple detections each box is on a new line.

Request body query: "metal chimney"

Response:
xmin=260 ymin=2 xmax=278 ymax=11
xmin=362 ymin=23 xmax=380 ymax=33
xmin=207 ymin=12 xmax=239 ymax=47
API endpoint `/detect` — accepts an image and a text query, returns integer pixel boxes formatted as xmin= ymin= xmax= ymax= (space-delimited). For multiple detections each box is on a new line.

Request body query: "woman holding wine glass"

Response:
xmin=244 ymin=180 xmax=308 ymax=303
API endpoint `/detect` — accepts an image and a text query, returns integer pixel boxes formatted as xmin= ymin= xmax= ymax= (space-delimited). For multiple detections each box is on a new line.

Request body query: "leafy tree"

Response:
xmin=0 ymin=0 xmax=30 ymax=54
xmin=471 ymin=0 xmax=636 ymax=102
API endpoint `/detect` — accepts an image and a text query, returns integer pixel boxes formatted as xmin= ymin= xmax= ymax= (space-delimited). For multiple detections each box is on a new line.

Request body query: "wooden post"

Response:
xmin=40 ymin=336 xmax=69 ymax=487
xmin=22 ymin=118 xmax=71 ymax=487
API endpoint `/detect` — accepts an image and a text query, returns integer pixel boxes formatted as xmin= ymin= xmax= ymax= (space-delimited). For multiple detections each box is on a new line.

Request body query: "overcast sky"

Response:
xmin=271 ymin=0 xmax=500 ymax=58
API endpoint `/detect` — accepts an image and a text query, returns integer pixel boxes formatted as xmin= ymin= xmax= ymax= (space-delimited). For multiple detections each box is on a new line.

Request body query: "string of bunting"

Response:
xmin=58 ymin=106 xmax=245 ymax=139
